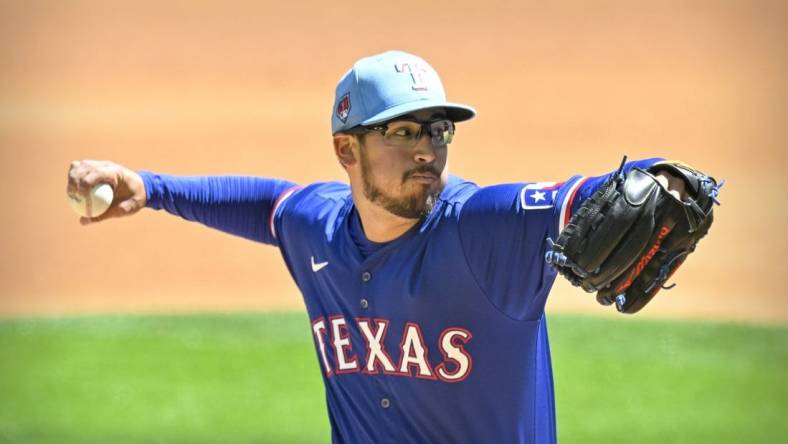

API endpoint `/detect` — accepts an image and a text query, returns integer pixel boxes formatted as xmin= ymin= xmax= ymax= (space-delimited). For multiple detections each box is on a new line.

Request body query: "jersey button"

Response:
xmin=361 ymin=271 xmax=372 ymax=282
xmin=380 ymin=398 xmax=391 ymax=409
xmin=360 ymin=298 xmax=369 ymax=309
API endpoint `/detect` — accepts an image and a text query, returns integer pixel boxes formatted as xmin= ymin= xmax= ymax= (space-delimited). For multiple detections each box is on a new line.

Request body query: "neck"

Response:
xmin=352 ymin=189 xmax=420 ymax=243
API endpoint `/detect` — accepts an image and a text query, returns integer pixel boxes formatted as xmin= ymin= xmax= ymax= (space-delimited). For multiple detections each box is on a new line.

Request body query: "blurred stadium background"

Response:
xmin=1 ymin=0 xmax=786 ymax=442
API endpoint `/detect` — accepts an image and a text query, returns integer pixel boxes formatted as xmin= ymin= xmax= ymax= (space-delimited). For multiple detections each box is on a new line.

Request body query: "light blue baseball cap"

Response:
xmin=331 ymin=50 xmax=476 ymax=134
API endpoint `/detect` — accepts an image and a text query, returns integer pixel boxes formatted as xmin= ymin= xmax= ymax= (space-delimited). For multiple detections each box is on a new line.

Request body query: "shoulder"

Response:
xmin=417 ymin=175 xmax=479 ymax=228
xmin=281 ymin=181 xmax=351 ymax=211
xmin=454 ymin=180 xmax=571 ymax=243
xmin=272 ymin=181 xmax=352 ymax=240
xmin=459 ymin=182 xmax=531 ymax=216
xmin=439 ymin=175 xmax=480 ymax=203
xmin=430 ymin=178 xmax=535 ymax=226
xmin=425 ymin=177 xmax=544 ymax=232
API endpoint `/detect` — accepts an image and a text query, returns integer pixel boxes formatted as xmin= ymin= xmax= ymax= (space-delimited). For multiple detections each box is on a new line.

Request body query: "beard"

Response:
xmin=359 ymin=149 xmax=442 ymax=219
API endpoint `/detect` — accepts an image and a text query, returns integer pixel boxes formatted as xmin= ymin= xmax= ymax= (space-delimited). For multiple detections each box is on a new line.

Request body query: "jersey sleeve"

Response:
xmin=457 ymin=157 xmax=662 ymax=320
xmin=139 ymin=171 xmax=298 ymax=246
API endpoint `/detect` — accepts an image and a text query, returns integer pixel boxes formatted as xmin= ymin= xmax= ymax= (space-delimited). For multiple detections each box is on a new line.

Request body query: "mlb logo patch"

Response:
xmin=520 ymin=182 xmax=561 ymax=210
xmin=336 ymin=93 xmax=351 ymax=123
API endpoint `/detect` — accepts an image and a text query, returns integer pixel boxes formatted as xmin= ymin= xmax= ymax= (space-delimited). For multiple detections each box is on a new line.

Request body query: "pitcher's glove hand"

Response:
xmin=545 ymin=157 xmax=723 ymax=314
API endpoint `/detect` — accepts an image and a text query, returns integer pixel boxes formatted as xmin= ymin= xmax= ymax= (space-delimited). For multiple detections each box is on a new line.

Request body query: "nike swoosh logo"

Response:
xmin=311 ymin=256 xmax=329 ymax=272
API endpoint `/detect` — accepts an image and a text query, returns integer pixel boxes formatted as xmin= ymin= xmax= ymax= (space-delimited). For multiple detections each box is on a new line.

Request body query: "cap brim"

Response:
xmin=361 ymin=99 xmax=476 ymax=127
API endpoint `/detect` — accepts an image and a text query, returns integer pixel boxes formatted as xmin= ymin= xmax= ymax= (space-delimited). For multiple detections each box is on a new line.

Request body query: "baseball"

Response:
xmin=68 ymin=183 xmax=114 ymax=218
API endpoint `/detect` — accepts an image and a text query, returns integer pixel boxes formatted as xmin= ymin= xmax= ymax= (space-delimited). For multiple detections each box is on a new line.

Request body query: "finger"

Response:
xmin=72 ymin=173 xmax=114 ymax=202
xmin=82 ymin=168 xmax=119 ymax=190
xmin=67 ymin=161 xmax=84 ymax=195
xmin=69 ymin=164 xmax=100 ymax=197
xmin=654 ymin=174 xmax=682 ymax=201
xmin=79 ymin=197 xmax=141 ymax=225
xmin=654 ymin=174 xmax=669 ymax=189
xmin=68 ymin=161 xmax=119 ymax=196
xmin=80 ymin=206 xmax=119 ymax=225
xmin=117 ymin=198 xmax=141 ymax=214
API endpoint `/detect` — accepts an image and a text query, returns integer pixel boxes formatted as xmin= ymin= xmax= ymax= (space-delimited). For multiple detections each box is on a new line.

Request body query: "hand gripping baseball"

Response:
xmin=545 ymin=157 xmax=723 ymax=314
xmin=66 ymin=160 xmax=147 ymax=224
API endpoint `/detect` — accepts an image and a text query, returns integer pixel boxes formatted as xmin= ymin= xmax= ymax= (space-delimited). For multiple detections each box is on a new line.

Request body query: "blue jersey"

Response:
xmin=140 ymin=158 xmax=659 ymax=444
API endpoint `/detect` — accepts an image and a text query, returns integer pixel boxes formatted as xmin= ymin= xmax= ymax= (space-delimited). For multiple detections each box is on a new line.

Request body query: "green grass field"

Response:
xmin=0 ymin=312 xmax=785 ymax=443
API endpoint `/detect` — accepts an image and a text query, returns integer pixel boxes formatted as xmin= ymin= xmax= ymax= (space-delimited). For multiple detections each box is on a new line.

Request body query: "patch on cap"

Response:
xmin=336 ymin=93 xmax=351 ymax=123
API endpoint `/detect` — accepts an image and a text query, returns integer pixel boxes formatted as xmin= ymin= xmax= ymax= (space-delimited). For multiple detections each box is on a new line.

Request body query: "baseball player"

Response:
xmin=67 ymin=50 xmax=719 ymax=443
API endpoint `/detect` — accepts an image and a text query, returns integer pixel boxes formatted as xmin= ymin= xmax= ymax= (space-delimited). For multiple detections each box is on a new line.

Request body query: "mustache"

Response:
xmin=403 ymin=166 xmax=441 ymax=182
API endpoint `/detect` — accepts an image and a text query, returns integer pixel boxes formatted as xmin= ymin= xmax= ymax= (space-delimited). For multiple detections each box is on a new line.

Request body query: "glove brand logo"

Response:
xmin=616 ymin=225 xmax=672 ymax=293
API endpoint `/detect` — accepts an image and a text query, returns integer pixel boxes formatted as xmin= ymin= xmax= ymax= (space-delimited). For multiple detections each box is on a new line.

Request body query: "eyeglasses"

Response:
xmin=348 ymin=118 xmax=455 ymax=148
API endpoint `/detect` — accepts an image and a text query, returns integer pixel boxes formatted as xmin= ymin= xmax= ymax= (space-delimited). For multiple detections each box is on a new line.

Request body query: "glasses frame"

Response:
xmin=347 ymin=118 xmax=456 ymax=148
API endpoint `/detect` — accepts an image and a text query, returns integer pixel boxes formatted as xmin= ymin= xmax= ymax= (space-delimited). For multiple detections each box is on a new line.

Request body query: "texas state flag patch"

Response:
xmin=520 ymin=182 xmax=561 ymax=210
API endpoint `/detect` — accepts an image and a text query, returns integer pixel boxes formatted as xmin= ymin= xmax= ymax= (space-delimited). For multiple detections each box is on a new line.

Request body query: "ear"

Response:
xmin=333 ymin=133 xmax=358 ymax=169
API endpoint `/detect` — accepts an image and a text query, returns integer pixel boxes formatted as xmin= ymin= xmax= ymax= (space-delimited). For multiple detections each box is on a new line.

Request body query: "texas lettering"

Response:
xmin=311 ymin=316 xmax=473 ymax=383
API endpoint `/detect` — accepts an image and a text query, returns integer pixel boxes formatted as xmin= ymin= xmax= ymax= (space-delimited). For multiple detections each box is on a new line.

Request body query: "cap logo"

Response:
xmin=395 ymin=62 xmax=429 ymax=91
xmin=336 ymin=93 xmax=351 ymax=123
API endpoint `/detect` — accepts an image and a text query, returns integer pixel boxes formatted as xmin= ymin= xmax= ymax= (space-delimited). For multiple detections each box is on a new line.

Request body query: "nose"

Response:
xmin=413 ymin=135 xmax=437 ymax=164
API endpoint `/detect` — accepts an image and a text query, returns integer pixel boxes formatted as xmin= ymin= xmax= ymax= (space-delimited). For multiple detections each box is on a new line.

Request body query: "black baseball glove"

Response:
xmin=545 ymin=157 xmax=723 ymax=314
